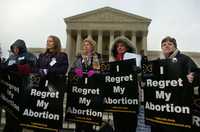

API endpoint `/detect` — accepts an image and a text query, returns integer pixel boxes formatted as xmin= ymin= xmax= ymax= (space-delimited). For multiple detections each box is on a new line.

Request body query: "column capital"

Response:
xmin=142 ymin=31 xmax=148 ymax=37
xmin=77 ymin=30 xmax=81 ymax=35
xmin=120 ymin=30 xmax=125 ymax=36
xmin=98 ymin=30 xmax=103 ymax=34
xmin=66 ymin=29 xmax=71 ymax=34
xmin=87 ymin=30 xmax=92 ymax=39
xmin=132 ymin=31 xmax=136 ymax=36
xmin=110 ymin=30 xmax=114 ymax=35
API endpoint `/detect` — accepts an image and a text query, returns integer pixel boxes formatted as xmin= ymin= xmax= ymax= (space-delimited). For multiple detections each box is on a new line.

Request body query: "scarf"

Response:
xmin=116 ymin=53 xmax=124 ymax=61
xmin=160 ymin=49 xmax=179 ymax=59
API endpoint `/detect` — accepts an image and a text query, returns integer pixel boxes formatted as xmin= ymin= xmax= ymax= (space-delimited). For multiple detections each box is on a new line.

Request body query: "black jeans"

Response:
xmin=113 ymin=112 xmax=137 ymax=132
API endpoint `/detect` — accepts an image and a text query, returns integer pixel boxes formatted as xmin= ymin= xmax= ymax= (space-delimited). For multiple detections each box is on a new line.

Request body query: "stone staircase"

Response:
xmin=0 ymin=109 xmax=113 ymax=132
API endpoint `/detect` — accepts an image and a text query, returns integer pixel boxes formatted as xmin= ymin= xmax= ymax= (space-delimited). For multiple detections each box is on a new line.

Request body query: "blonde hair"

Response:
xmin=82 ymin=37 xmax=96 ymax=55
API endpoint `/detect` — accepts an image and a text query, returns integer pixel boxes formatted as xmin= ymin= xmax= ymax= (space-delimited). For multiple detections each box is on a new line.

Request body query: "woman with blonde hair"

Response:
xmin=70 ymin=37 xmax=102 ymax=132
xmin=72 ymin=37 xmax=101 ymax=78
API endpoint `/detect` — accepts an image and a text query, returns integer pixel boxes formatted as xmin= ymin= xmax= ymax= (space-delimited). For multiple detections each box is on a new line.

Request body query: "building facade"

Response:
xmin=29 ymin=7 xmax=200 ymax=66
xmin=64 ymin=7 xmax=151 ymax=65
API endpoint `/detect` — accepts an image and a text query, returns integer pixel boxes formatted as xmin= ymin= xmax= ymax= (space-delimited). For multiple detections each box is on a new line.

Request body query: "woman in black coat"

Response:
xmin=36 ymin=35 xmax=68 ymax=92
xmin=151 ymin=36 xmax=197 ymax=132
xmin=35 ymin=35 xmax=68 ymax=132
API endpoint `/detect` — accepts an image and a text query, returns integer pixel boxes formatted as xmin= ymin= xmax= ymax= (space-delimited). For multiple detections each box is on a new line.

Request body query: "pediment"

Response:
xmin=65 ymin=7 xmax=151 ymax=23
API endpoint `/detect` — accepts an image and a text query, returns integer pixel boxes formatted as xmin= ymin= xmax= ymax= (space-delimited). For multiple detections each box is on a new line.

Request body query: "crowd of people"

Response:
xmin=0 ymin=35 xmax=199 ymax=132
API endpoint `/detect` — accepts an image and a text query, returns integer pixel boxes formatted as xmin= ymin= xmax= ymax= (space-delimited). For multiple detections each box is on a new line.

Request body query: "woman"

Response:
xmin=151 ymin=36 xmax=197 ymax=132
xmin=37 ymin=35 xmax=68 ymax=92
xmin=72 ymin=37 xmax=101 ymax=78
xmin=71 ymin=37 xmax=102 ymax=132
xmin=37 ymin=35 xmax=68 ymax=78
xmin=110 ymin=36 xmax=138 ymax=132
xmin=35 ymin=35 xmax=68 ymax=131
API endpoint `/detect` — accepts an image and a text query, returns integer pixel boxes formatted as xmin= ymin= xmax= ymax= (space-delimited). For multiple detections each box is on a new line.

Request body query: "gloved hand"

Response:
xmin=74 ymin=68 xmax=83 ymax=77
xmin=17 ymin=64 xmax=31 ymax=75
xmin=39 ymin=69 xmax=48 ymax=77
xmin=87 ymin=69 xmax=95 ymax=77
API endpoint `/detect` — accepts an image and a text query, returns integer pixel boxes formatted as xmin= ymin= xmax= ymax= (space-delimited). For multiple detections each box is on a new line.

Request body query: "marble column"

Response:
xmin=109 ymin=31 xmax=114 ymax=60
xmin=66 ymin=30 xmax=72 ymax=64
xmin=97 ymin=30 xmax=103 ymax=54
xmin=76 ymin=30 xmax=82 ymax=55
xmin=121 ymin=30 xmax=125 ymax=36
xmin=87 ymin=30 xmax=92 ymax=39
xmin=142 ymin=32 xmax=148 ymax=55
xmin=131 ymin=31 xmax=137 ymax=53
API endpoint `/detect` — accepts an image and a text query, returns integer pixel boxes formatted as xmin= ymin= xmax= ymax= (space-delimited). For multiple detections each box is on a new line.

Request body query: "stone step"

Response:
xmin=0 ymin=108 xmax=114 ymax=131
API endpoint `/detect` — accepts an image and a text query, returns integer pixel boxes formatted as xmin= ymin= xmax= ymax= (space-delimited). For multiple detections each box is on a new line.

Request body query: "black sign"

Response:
xmin=192 ymin=97 xmax=200 ymax=130
xmin=192 ymin=69 xmax=200 ymax=131
xmin=0 ymin=71 xmax=21 ymax=119
xmin=19 ymin=74 xmax=65 ymax=131
xmin=102 ymin=59 xmax=139 ymax=113
xmin=65 ymin=73 xmax=103 ymax=125
xmin=143 ymin=59 xmax=192 ymax=128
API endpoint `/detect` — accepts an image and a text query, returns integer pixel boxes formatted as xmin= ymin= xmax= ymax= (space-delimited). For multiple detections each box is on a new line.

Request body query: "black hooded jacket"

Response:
xmin=1 ymin=39 xmax=37 ymax=75
xmin=8 ymin=39 xmax=36 ymax=66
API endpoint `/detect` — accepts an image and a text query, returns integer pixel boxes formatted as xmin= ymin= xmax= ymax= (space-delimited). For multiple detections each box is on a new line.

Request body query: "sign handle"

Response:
xmin=116 ymin=65 xmax=119 ymax=72
xmin=85 ymin=77 xmax=88 ymax=84
xmin=160 ymin=66 xmax=164 ymax=75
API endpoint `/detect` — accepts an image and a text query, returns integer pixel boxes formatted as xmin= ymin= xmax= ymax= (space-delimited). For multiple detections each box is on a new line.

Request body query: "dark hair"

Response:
xmin=112 ymin=40 xmax=134 ymax=58
xmin=46 ymin=35 xmax=61 ymax=53
xmin=161 ymin=36 xmax=177 ymax=48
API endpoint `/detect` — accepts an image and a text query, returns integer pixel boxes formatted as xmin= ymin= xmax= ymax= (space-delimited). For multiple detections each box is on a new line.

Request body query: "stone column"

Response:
xmin=87 ymin=30 xmax=92 ymax=39
xmin=142 ymin=31 xmax=148 ymax=55
xmin=97 ymin=30 xmax=103 ymax=54
xmin=109 ymin=31 xmax=114 ymax=60
xmin=121 ymin=30 xmax=125 ymax=36
xmin=76 ymin=30 xmax=82 ymax=55
xmin=66 ymin=30 xmax=72 ymax=64
xmin=131 ymin=31 xmax=137 ymax=52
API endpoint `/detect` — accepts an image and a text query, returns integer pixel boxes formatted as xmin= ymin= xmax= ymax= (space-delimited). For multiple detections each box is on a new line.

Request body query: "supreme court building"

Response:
xmin=29 ymin=7 xmax=200 ymax=66
xmin=64 ymin=7 xmax=151 ymax=65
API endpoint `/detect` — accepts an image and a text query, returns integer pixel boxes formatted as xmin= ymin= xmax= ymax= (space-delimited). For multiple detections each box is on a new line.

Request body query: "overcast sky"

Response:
xmin=0 ymin=0 xmax=200 ymax=58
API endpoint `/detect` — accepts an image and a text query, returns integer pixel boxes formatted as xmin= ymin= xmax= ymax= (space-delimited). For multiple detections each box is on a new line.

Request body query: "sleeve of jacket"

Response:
xmin=184 ymin=54 xmax=197 ymax=73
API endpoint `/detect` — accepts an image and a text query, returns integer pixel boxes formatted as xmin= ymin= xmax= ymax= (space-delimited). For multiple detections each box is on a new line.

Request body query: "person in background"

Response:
xmin=1 ymin=39 xmax=37 ymax=132
xmin=71 ymin=37 xmax=102 ymax=132
xmin=136 ymin=50 xmax=151 ymax=132
xmin=140 ymin=49 xmax=148 ymax=65
xmin=110 ymin=36 xmax=138 ymax=132
xmin=151 ymin=36 xmax=197 ymax=132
